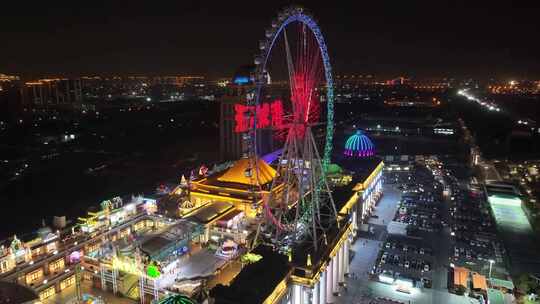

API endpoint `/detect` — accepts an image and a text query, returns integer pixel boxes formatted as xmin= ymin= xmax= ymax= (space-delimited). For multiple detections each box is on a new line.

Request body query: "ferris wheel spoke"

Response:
xmin=283 ymin=29 xmax=296 ymax=105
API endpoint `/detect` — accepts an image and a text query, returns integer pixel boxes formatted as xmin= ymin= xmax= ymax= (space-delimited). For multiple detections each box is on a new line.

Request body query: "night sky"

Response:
xmin=1 ymin=1 xmax=539 ymax=79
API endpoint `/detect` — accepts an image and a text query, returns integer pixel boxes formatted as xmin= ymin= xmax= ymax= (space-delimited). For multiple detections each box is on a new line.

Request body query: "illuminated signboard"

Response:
xmin=241 ymin=253 xmax=263 ymax=264
xmin=234 ymin=99 xmax=284 ymax=133
xmin=112 ymin=256 xmax=142 ymax=276
xmin=233 ymin=76 xmax=250 ymax=85
xmin=112 ymin=256 xmax=163 ymax=280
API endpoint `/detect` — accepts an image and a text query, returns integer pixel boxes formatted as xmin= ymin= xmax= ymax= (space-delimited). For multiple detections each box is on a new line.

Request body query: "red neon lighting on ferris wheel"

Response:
xmin=234 ymin=25 xmax=322 ymax=140
xmin=288 ymin=24 xmax=322 ymax=138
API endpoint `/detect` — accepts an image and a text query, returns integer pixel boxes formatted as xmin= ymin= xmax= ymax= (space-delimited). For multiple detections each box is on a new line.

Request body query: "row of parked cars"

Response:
xmin=374 ymin=165 xmax=440 ymax=288
xmin=444 ymin=170 xmax=501 ymax=269
xmin=395 ymin=191 xmax=443 ymax=233
xmin=384 ymin=241 xmax=432 ymax=256
xmin=380 ymin=250 xmax=432 ymax=271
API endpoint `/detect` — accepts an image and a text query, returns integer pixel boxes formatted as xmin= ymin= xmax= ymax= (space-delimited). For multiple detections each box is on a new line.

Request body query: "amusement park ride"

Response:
xmin=243 ymin=6 xmax=339 ymax=253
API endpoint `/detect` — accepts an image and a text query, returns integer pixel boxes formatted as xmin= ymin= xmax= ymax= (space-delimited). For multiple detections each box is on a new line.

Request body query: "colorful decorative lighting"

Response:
xmin=146 ymin=263 xmax=161 ymax=279
xmin=344 ymin=130 xmax=375 ymax=157
xmin=112 ymin=256 xmax=142 ymax=276
xmin=240 ymin=252 xmax=263 ymax=264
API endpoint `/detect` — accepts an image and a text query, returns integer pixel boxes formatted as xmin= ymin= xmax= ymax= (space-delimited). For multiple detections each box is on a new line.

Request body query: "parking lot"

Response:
xmin=372 ymin=164 xmax=446 ymax=290
xmin=342 ymin=161 xmax=483 ymax=304
xmin=342 ymin=159 xmax=487 ymax=304
xmin=377 ymin=237 xmax=434 ymax=285
xmin=440 ymin=170 xmax=506 ymax=278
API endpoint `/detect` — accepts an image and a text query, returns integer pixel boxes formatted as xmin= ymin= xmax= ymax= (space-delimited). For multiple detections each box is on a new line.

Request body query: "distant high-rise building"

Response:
xmin=22 ymin=78 xmax=82 ymax=106
xmin=0 ymin=73 xmax=22 ymax=121
xmin=220 ymin=66 xmax=286 ymax=161
xmin=219 ymin=66 xmax=256 ymax=161
xmin=0 ymin=73 xmax=20 ymax=83
xmin=220 ymin=94 xmax=245 ymax=161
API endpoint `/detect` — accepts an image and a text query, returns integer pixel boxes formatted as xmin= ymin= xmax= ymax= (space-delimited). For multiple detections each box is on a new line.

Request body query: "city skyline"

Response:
xmin=1 ymin=1 xmax=540 ymax=79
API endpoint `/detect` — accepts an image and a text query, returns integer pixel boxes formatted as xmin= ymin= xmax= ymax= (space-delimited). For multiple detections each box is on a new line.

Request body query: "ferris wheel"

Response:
xmin=247 ymin=6 xmax=338 ymax=252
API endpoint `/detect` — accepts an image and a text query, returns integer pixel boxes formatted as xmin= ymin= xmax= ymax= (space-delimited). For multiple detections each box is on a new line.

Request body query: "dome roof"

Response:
xmin=344 ymin=130 xmax=375 ymax=157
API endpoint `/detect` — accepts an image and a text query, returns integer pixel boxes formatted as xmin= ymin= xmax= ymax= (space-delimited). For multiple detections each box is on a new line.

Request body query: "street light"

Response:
xmin=488 ymin=259 xmax=495 ymax=279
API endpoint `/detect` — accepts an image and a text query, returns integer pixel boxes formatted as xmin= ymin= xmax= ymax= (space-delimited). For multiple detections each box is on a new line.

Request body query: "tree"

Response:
xmin=517 ymin=274 xmax=537 ymax=294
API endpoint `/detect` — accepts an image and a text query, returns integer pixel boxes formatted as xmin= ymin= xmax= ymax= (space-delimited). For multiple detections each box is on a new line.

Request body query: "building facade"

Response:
xmin=0 ymin=196 xmax=160 ymax=302
xmin=22 ymin=78 xmax=82 ymax=106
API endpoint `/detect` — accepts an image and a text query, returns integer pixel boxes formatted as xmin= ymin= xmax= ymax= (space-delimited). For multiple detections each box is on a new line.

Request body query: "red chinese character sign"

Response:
xmin=234 ymin=103 xmax=250 ymax=133
xmin=256 ymin=102 xmax=270 ymax=129
xmin=234 ymin=99 xmax=285 ymax=133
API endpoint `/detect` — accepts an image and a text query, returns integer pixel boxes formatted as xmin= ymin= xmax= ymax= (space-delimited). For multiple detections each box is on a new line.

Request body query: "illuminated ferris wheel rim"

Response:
xmin=252 ymin=6 xmax=334 ymax=167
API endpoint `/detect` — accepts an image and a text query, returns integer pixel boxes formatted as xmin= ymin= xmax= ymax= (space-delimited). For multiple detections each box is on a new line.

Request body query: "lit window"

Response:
xmin=49 ymin=258 xmax=65 ymax=273
xmin=26 ymin=269 xmax=43 ymax=284
xmin=39 ymin=286 xmax=55 ymax=300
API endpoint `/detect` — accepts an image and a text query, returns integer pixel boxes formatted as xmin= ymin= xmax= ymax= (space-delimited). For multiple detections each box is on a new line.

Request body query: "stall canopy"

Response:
xmin=472 ymin=272 xmax=487 ymax=291
xmin=453 ymin=267 xmax=469 ymax=288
